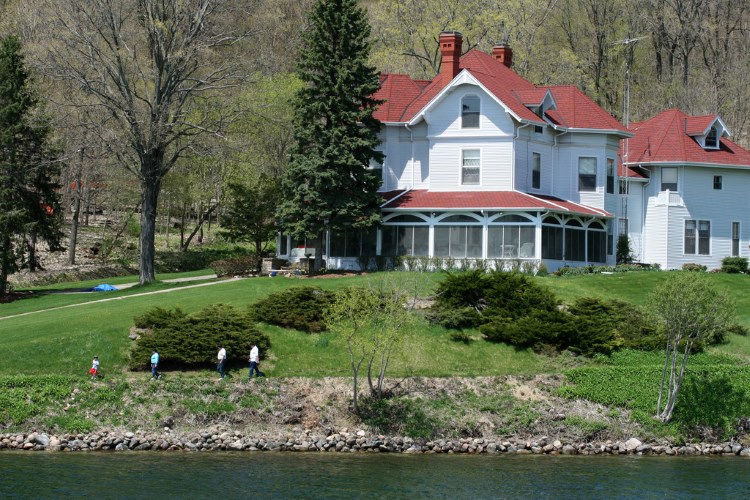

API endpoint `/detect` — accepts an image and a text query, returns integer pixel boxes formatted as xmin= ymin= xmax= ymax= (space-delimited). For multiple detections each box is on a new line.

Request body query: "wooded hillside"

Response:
xmin=0 ymin=0 xmax=746 ymax=259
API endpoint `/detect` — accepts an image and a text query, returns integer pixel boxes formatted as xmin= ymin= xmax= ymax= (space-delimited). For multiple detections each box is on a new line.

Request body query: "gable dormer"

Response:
xmin=515 ymin=89 xmax=557 ymax=121
xmin=686 ymin=115 xmax=730 ymax=150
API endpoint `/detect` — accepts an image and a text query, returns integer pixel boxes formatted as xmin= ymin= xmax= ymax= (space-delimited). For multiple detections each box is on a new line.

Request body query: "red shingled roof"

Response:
xmin=623 ymin=109 xmax=750 ymax=167
xmin=372 ymin=48 xmax=629 ymax=134
xmin=381 ymin=190 xmax=610 ymax=217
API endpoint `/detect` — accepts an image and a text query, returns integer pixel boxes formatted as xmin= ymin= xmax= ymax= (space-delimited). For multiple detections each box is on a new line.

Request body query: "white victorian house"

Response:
xmin=277 ymin=31 xmax=750 ymax=271
xmin=618 ymin=109 xmax=750 ymax=269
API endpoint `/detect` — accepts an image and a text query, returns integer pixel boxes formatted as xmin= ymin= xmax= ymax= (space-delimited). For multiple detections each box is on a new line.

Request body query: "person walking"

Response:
xmin=89 ymin=356 xmax=100 ymax=379
xmin=217 ymin=345 xmax=227 ymax=379
xmin=151 ymin=350 xmax=161 ymax=380
xmin=248 ymin=343 xmax=265 ymax=378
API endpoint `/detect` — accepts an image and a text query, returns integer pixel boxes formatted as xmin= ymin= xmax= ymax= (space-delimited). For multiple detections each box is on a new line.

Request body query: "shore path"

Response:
xmin=0 ymin=274 xmax=244 ymax=321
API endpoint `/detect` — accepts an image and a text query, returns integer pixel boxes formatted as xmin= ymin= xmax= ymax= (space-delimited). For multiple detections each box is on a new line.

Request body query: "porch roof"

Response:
xmin=380 ymin=190 xmax=611 ymax=217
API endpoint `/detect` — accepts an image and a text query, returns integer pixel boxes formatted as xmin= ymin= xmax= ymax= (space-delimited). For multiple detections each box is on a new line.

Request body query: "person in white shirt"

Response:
xmin=248 ymin=343 xmax=265 ymax=378
xmin=217 ymin=345 xmax=227 ymax=379
xmin=90 ymin=356 xmax=100 ymax=379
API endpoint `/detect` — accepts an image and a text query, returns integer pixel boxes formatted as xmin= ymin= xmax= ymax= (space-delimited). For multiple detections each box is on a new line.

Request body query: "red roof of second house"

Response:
xmin=372 ymin=49 xmax=629 ymax=134
xmin=381 ymin=189 xmax=610 ymax=217
xmin=623 ymin=108 xmax=750 ymax=167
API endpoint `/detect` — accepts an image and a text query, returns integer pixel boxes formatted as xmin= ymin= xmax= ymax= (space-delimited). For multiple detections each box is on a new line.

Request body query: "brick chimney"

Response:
xmin=439 ymin=31 xmax=463 ymax=83
xmin=492 ymin=43 xmax=513 ymax=68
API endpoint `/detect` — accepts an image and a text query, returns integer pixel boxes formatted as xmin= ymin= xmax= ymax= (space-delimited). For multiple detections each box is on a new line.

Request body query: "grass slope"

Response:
xmin=3 ymin=270 xmax=750 ymax=379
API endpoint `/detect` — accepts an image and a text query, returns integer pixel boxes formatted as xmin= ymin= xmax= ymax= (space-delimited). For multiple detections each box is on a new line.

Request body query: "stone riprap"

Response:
xmin=2 ymin=431 xmax=749 ymax=456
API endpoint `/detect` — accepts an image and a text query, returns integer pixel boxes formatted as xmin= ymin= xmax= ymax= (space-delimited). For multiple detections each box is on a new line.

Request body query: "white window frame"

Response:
xmin=684 ymin=219 xmax=710 ymax=256
xmin=661 ymin=167 xmax=678 ymax=192
xmin=578 ymin=156 xmax=597 ymax=192
xmin=606 ymin=158 xmax=615 ymax=194
xmin=732 ymin=221 xmax=741 ymax=257
xmin=713 ymin=175 xmax=722 ymax=190
xmin=461 ymin=95 xmax=480 ymax=129
xmin=461 ymin=148 xmax=481 ymax=186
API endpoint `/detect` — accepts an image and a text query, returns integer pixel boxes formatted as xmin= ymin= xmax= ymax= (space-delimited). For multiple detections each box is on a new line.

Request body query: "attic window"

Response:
xmin=461 ymin=95 xmax=480 ymax=128
xmin=534 ymin=125 xmax=544 ymax=134
xmin=705 ymin=127 xmax=718 ymax=149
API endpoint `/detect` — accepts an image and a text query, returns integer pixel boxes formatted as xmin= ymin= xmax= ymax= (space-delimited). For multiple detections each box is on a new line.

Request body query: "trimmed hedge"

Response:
xmin=128 ymin=304 xmax=270 ymax=370
xmin=209 ymin=255 xmax=262 ymax=276
xmin=249 ymin=286 xmax=337 ymax=332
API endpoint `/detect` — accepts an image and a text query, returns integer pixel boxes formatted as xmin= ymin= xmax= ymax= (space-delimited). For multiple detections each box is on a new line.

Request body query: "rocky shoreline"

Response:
xmin=3 ymin=430 xmax=750 ymax=457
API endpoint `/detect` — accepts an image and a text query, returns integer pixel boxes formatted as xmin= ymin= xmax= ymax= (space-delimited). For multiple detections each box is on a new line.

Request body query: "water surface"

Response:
xmin=1 ymin=452 xmax=747 ymax=499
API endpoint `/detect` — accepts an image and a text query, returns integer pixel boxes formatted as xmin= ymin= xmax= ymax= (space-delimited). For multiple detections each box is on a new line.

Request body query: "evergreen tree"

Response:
xmin=0 ymin=35 xmax=61 ymax=296
xmin=278 ymin=0 xmax=383 ymax=272
xmin=220 ymin=174 xmax=280 ymax=255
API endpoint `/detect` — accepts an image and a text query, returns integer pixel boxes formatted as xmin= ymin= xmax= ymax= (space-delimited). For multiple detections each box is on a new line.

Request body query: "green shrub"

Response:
xmin=209 ymin=255 xmax=261 ymax=276
xmin=728 ymin=323 xmax=750 ymax=337
xmin=482 ymin=297 xmax=660 ymax=356
xmin=249 ymin=286 xmax=336 ymax=332
xmin=429 ymin=270 xmax=559 ymax=329
xmin=721 ymin=256 xmax=748 ymax=274
xmin=682 ymin=263 xmax=707 ymax=272
xmin=358 ymin=396 xmax=434 ymax=439
xmin=155 ymin=245 xmax=255 ymax=273
xmin=128 ymin=304 xmax=270 ymax=370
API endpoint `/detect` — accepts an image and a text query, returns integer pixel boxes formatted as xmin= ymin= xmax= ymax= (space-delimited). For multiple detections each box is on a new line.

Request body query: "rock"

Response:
xmin=624 ymin=438 xmax=642 ymax=452
xmin=34 ymin=434 xmax=50 ymax=447
xmin=740 ymin=448 xmax=750 ymax=457
xmin=553 ymin=440 xmax=562 ymax=449
xmin=562 ymin=445 xmax=576 ymax=455
xmin=356 ymin=430 xmax=366 ymax=437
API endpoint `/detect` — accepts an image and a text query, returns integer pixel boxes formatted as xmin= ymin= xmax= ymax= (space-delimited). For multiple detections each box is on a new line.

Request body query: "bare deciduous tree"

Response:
xmin=651 ymin=273 xmax=734 ymax=422
xmin=44 ymin=0 xmax=251 ymax=283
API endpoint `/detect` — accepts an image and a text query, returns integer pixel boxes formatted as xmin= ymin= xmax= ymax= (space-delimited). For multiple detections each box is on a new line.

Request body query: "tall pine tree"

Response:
xmin=0 ymin=35 xmax=61 ymax=296
xmin=278 ymin=0 xmax=383 ymax=272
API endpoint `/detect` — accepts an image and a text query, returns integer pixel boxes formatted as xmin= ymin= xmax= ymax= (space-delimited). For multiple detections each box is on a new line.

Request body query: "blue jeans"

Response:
xmin=151 ymin=364 xmax=159 ymax=379
xmin=249 ymin=362 xmax=264 ymax=378
xmin=217 ymin=361 xmax=226 ymax=378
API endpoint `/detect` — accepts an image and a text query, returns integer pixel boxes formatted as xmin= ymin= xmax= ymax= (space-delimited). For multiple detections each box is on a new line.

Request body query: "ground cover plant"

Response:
xmin=558 ymin=350 xmax=750 ymax=438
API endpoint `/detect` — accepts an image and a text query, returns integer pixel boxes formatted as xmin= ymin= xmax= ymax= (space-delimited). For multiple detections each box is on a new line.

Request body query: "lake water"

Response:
xmin=1 ymin=452 xmax=748 ymax=499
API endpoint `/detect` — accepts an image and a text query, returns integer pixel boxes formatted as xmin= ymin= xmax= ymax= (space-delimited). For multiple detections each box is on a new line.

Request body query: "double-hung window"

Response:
xmin=661 ymin=167 xmax=677 ymax=191
xmin=462 ymin=149 xmax=480 ymax=185
xmin=685 ymin=219 xmax=710 ymax=255
xmin=578 ymin=157 xmax=597 ymax=192
xmin=606 ymin=158 xmax=615 ymax=194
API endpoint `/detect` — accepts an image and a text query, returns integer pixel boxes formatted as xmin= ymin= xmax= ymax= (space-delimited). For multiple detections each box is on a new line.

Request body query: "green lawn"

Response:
xmin=4 ymin=269 xmax=750 ymax=378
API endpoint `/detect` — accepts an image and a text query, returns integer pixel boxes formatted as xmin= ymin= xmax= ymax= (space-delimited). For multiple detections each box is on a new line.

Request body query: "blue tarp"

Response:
xmin=89 ymin=284 xmax=118 ymax=292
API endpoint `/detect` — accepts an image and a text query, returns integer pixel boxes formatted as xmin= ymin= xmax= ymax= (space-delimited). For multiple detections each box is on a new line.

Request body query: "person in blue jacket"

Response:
xmin=151 ymin=350 xmax=161 ymax=380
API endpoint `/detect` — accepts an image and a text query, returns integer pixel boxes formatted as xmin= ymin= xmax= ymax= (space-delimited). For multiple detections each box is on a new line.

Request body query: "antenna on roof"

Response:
xmin=611 ymin=35 xmax=647 ymax=232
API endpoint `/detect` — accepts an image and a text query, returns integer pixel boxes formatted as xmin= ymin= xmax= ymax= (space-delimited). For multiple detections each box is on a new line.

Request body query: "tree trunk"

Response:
xmin=139 ymin=176 xmax=161 ymax=285
xmin=27 ymin=230 xmax=39 ymax=272
xmin=0 ymin=235 xmax=11 ymax=295
xmin=180 ymin=203 xmax=219 ymax=251
xmin=314 ymin=229 xmax=325 ymax=272
xmin=68 ymin=148 xmax=84 ymax=265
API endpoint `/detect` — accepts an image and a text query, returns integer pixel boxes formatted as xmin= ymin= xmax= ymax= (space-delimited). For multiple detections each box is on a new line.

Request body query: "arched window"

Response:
xmin=587 ymin=222 xmax=607 ymax=263
xmin=542 ymin=217 xmax=563 ymax=260
xmin=384 ymin=214 xmax=426 ymax=223
xmin=462 ymin=95 xmax=480 ymax=128
xmin=382 ymin=214 xmax=428 ymax=257
xmin=434 ymin=214 xmax=482 ymax=258
xmin=488 ymin=214 xmax=536 ymax=259
xmin=565 ymin=219 xmax=586 ymax=261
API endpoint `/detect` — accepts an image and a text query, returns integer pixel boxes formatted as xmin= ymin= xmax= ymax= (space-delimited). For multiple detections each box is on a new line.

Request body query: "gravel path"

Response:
xmin=0 ymin=275 xmax=240 ymax=321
